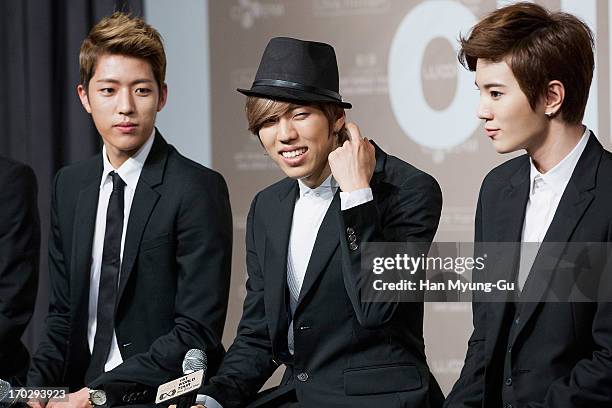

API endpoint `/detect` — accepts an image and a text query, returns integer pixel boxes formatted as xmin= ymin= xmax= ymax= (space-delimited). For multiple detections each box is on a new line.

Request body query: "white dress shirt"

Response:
xmin=87 ymin=131 xmax=155 ymax=372
xmin=517 ymin=127 xmax=590 ymax=290
xmin=199 ymin=175 xmax=373 ymax=408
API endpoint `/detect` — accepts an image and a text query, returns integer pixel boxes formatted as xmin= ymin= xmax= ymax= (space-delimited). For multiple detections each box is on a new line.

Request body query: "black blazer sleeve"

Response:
xmin=28 ymin=170 xmax=69 ymax=387
xmin=202 ymin=193 xmax=279 ymax=408
xmin=444 ymin=187 xmax=486 ymax=408
xmin=0 ymin=159 xmax=40 ymax=380
xmin=340 ymin=170 xmax=442 ymax=328
xmin=90 ymin=171 xmax=233 ymax=388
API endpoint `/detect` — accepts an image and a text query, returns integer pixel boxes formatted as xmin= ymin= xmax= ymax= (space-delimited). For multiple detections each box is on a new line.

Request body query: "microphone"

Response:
xmin=0 ymin=379 xmax=23 ymax=408
xmin=0 ymin=379 xmax=10 ymax=407
xmin=155 ymin=349 xmax=207 ymax=408
xmin=178 ymin=349 xmax=207 ymax=408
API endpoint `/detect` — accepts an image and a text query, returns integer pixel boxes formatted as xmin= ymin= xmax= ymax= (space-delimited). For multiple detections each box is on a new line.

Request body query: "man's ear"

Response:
xmin=157 ymin=83 xmax=168 ymax=112
xmin=545 ymin=80 xmax=565 ymax=117
xmin=77 ymin=84 xmax=92 ymax=114
xmin=333 ymin=112 xmax=346 ymax=133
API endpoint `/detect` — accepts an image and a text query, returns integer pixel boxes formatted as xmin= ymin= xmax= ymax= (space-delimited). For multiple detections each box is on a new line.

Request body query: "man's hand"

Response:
xmin=328 ymin=122 xmax=376 ymax=193
xmin=27 ymin=399 xmax=46 ymax=408
xmin=45 ymin=387 xmax=89 ymax=408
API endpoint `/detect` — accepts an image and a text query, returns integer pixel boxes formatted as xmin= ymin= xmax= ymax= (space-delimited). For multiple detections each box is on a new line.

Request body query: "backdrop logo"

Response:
xmin=421 ymin=37 xmax=457 ymax=111
xmin=230 ymin=0 xmax=285 ymax=29
xmin=388 ymin=0 xmax=479 ymax=150
xmin=312 ymin=0 xmax=391 ymax=17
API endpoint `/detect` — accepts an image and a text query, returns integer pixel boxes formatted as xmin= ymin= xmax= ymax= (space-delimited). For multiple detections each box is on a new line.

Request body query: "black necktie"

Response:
xmin=86 ymin=171 xmax=125 ymax=383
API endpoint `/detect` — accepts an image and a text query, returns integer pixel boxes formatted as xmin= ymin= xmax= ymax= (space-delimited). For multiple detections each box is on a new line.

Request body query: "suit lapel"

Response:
xmin=295 ymin=192 xmax=341 ymax=310
xmin=71 ymin=161 xmax=103 ymax=324
xmin=516 ymin=134 xmax=600 ymax=338
xmin=263 ymin=180 xmax=297 ymax=351
xmin=117 ymin=132 xmax=166 ymax=303
xmin=485 ymin=159 xmax=530 ymax=361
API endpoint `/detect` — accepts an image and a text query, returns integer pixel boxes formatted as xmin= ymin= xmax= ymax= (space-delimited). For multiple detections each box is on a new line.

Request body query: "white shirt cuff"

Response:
xmin=196 ymin=394 xmax=223 ymax=408
xmin=340 ymin=187 xmax=373 ymax=210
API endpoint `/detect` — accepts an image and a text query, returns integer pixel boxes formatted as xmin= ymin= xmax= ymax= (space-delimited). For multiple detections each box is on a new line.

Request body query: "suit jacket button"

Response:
xmin=346 ymin=227 xmax=355 ymax=235
xmin=349 ymin=243 xmax=358 ymax=251
xmin=348 ymin=234 xmax=357 ymax=243
xmin=505 ymin=377 xmax=512 ymax=386
xmin=297 ymin=372 xmax=309 ymax=382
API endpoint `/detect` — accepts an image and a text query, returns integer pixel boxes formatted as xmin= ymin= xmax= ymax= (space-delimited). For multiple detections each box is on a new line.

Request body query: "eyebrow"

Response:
xmin=475 ymin=81 xmax=507 ymax=90
xmin=95 ymin=78 xmax=155 ymax=85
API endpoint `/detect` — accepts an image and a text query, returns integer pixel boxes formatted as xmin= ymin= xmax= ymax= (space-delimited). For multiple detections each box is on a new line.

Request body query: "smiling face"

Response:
xmin=257 ymin=103 xmax=344 ymax=188
xmin=475 ymin=59 xmax=548 ymax=154
xmin=77 ymin=54 xmax=167 ymax=167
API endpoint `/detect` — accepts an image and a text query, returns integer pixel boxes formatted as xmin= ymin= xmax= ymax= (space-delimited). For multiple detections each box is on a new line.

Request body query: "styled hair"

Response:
xmin=245 ymin=97 xmax=348 ymax=145
xmin=79 ymin=12 xmax=166 ymax=91
xmin=459 ymin=2 xmax=594 ymax=124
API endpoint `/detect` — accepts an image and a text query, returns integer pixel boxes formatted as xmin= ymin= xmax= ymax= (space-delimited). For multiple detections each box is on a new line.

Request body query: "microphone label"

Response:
xmin=155 ymin=370 xmax=204 ymax=404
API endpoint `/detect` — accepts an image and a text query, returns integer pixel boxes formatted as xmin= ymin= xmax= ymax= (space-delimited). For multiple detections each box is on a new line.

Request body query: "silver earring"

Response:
xmin=545 ymin=111 xmax=553 ymax=118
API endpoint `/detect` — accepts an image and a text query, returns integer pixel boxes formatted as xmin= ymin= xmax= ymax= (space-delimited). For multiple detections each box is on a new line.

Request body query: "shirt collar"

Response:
xmin=528 ymin=126 xmax=590 ymax=196
xmin=297 ymin=174 xmax=338 ymax=199
xmin=101 ymin=128 xmax=156 ymax=190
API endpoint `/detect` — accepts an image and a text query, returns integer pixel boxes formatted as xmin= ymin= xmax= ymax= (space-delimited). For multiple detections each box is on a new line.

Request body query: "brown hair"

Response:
xmin=458 ymin=2 xmax=594 ymax=124
xmin=79 ymin=12 xmax=166 ymax=92
xmin=245 ymin=97 xmax=348 ymax=145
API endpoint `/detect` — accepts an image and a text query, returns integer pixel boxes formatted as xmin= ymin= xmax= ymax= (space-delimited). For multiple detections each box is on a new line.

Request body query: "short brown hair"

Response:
xmin=245 ymin=97 xmax=348 ymax=145
xmin=459 ymin=2 xmax=594 ymax=124
xmin=79 ymin=12 xmax=166 ymax=91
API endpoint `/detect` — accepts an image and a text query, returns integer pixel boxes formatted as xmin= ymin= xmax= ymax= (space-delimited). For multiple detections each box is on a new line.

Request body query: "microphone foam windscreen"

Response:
xmin=182 ymin=349 xmax=207 ymax=374
xmin=0 ymin=379 xmax=10 ymax=402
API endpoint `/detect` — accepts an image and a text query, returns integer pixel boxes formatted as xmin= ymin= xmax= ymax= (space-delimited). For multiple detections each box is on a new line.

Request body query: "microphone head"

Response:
xmin=182 ymin=349 xmax=207 ymax=375
xmin=0 ymin=379 xmax=11 ymax=403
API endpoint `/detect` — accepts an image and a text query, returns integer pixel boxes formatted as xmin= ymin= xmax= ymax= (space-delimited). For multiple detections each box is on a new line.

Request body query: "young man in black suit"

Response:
xmin=196 ymin=37 xmax=443 ymax=408
xmin=445 ymin=3 xmax=612 ymax=407
xmin=27 ymin=13 xmax=232 ymax=408
xmin=0 ymin=157 xmax=40 ymax=385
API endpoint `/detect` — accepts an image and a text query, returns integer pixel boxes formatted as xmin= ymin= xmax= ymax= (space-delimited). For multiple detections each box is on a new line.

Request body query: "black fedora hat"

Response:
xmin=237 ymin=37 xmax=352 ymax=109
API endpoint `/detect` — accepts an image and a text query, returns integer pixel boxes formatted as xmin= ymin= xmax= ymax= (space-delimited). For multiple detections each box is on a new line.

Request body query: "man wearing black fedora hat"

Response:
xmin=196 ymin=37 xmax=444 ymax=408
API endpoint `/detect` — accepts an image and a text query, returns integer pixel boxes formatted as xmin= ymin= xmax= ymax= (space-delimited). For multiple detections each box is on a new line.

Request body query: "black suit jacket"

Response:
xmin=445 ymin=133 xmax=612 ymax=407
xmin=202 ymin=144 xmax=444 ymax=408
xmin=0 ymin=157 xmax=40 ymax=383
xmin=28 ymin=132 xmax=232 ymax=393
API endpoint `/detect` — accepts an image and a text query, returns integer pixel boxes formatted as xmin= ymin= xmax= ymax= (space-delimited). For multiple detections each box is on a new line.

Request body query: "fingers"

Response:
xmin=345 ymin=122 xmax=362 ymax=143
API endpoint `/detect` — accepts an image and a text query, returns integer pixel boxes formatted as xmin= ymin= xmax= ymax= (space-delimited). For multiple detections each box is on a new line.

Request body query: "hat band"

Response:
xmin=252 ymin=79 xmax=343 ymax=102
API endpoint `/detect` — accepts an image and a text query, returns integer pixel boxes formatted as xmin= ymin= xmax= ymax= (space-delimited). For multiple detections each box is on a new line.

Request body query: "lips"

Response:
xmin=485 ymin=128 xmax=499 ymax=138
xmin=115 ymin=123 xmax=138 ymax=133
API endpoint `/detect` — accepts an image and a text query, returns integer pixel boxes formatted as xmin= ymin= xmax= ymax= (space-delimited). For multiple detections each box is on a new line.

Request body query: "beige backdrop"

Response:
xmin=208 ymin=0 xmax=612 ymax=394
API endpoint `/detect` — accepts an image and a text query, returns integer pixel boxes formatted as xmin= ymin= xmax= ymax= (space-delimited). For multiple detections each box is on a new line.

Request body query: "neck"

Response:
xmin=106 ymin=147 xmax=137 ymax=169
xmin=527 ymin=122 xmax=585 ymax=174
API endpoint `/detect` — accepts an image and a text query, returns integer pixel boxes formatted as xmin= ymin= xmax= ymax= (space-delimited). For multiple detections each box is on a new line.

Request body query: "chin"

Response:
xmin=492 ymin=140 xmax=522 ymax=154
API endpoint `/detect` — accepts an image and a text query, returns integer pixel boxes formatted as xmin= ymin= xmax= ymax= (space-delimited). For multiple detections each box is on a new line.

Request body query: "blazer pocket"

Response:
xmin=344 ymin=364 xmax=422 ymax=396
xmin=139 ymin=233 xmax=171 ymax=252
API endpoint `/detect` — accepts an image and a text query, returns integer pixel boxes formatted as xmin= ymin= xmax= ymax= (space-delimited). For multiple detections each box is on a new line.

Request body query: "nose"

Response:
xmin=477 ymin=99 xmax=493 ymax=121
xmin=278 ymin=117 xmax=297 ymax=143
xmin=117 ymin=88 xmax=135 ymax=116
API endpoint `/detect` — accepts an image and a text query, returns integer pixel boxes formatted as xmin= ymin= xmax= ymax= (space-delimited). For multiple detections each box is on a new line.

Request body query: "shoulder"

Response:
xmin=379 ymin=152 xmax=441 ymax=199
xmin=247 ymin=177 xmax=294 ymax=215
xmin=55 ymin=155 xmax=100 ymax=183
xmin=0 ymin=156 xmax=37 ymax=195
xmin=480 ymin=154 xmax=529 ymax=193
xmin=165 ymin=144 xmax=227 ymax=187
